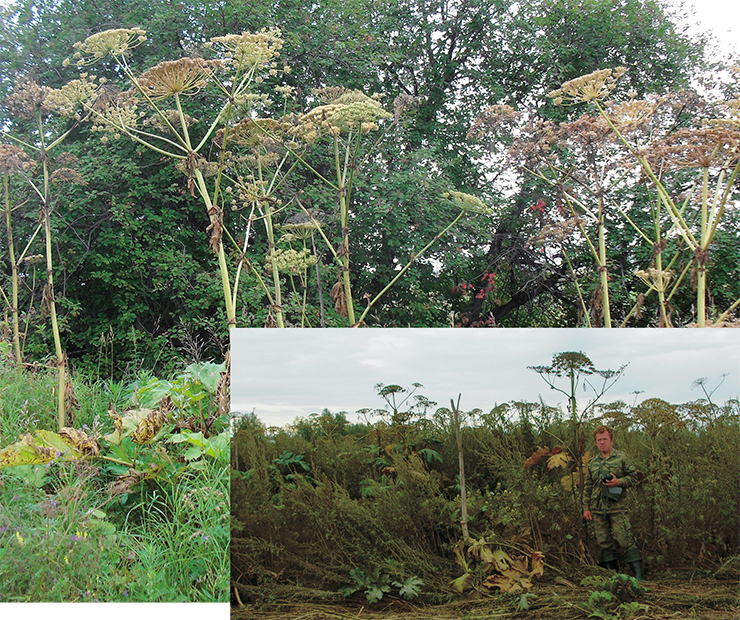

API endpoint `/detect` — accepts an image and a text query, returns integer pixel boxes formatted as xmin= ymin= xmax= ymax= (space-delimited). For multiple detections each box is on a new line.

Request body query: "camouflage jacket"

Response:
xmin=583 ymin=449 xmax=640 ymax=514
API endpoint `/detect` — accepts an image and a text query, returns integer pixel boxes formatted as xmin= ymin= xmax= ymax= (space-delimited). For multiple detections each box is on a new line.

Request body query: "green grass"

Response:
xmin=0 ymin=359 xmax=229 ymax=602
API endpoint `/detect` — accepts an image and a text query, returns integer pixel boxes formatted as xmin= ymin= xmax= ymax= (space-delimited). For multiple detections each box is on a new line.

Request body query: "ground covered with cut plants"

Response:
xmin=0 ymin=356 xmax=230 ymax=602
xmin=232 ymin=572 xmax=739 ymax=620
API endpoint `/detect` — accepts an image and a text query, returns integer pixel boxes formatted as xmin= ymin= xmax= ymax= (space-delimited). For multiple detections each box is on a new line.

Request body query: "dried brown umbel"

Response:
xmin=4 ymin=79 xmax=51 ymax=120
xmin=467 ymin=104 xmax=519 ymax=143
xmin=648 ymin=126 xmax=740 ymax=170
xmin=0 ymin=144 xmax=36 ymax=174
xmin=604 ymin=95 xmax=659 ymax=134
xmin=50 ymin=168 xmax=87 ymax=185
xmin=136 ymin=58 xmax=221 ymax=101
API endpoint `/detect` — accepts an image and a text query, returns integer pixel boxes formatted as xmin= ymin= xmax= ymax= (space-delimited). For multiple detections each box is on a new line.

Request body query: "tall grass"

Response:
xmin=0 ymin=360 xmax=229 ymax=602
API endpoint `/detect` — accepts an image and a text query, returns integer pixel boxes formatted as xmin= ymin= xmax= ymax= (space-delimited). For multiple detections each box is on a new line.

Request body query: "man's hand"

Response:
xmin=604 ymin=475 xmax=620 ymax=488
xmin=583 ymin=510 xmax=592 ymax=521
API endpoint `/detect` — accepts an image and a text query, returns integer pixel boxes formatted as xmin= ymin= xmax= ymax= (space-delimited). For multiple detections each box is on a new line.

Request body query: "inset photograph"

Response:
xmin=230 ymin=328 xmax=739 ymax=619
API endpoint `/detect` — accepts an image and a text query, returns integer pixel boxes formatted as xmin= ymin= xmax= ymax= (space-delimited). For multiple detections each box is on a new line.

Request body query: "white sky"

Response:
xmin=230 ymin=329 xmax=739 ymax=427
xmin=672 ymin=0 xmax=739 ymax=56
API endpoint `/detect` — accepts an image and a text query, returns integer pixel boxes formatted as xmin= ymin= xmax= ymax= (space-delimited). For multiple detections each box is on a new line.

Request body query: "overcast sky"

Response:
xmin=674 ymin=0 xmax=739 ymax=56
xmin=231 ymin=329 xmax=739 ymax=427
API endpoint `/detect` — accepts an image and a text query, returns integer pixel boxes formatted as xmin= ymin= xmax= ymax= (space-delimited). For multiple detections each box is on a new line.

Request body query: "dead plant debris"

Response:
xmin=231 ymin=575 xmax=739 ymax=620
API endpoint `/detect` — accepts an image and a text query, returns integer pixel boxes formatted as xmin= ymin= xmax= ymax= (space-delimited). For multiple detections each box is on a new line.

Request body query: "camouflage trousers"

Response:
xmin=591 ymin=511 xmax=637 ymax=552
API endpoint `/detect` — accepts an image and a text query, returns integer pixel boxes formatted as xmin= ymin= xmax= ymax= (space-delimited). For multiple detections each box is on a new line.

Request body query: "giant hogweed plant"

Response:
xmin=55 ymin=28 xmax=489 ymax=328
xmin=548 ymin=67 xmax=740 ymax=327
xmin=0 ymin=79 xmax=90 ymax=428
xmin=478 ymin=68 xmax=740 ymax=326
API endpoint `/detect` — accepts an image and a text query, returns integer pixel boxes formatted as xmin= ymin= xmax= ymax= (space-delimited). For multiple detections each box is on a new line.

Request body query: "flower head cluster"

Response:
xmin=528 ymin=218 xmax=582 ymax=246
xmin=5 ymin=79 xmax=51 ymax=119
xmin=715 ymin=98 xmax=740 ymax=129
xmin=136 ymin=58 xmax=221 ymax=101
xmin=605 ymin=95 xmax=658 ymax=133
xmin=70 ymin=28 xmax=147 ymax=66
xmin=444 ymin=190 xmax=494 ymax=214
xmin=89 ymin=91 xmax=141 ymax=140
xmin=208 ymin=29 xmax=283 ymax=75
xmin=44 ymin=75 xmax=102 ymax=118
xmin=649 ymin=126 xmax=740 ymax=170
xmin=468 ymin=104 xmax=519 ymax=142
xmin=230 ymin=175 xmax=271 ymax=210
xmin=635 ymin=267 xmax=674 ymax=293
xmin=279 ymin=209 xmax=325 ymax=239
xmin=226 ymin=117 xmax=289 ymax=150
xmin=295 ymin=90 xmax=391 ymax=139
xmin=548 ymin=67 xmax=627 ymax=105
xmin=265 ymin=247 xmax=317 ymax=274
xmin=50 ymin=168 xmax=87 ymax=185
xmin=0 ymin=144 xmax=35 ymax=174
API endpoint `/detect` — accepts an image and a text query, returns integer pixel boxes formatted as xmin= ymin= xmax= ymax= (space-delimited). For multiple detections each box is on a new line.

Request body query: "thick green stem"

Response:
xmin=4 ymin=177 xmax=22 ymax=364
xmin=263 ymin=203 xmax=285 ymax=328
xmin=42 ymin=186 xmax=66 ymax=429
xmin=597 ymin=200 xmax=611 ymax=328
xmin=696 ymin=168 xmax=710 ymax=327
xmin=193 ymin=169 xmax=236 ymax=327
xmin=335 ymin=136 xmax=356 ymax=325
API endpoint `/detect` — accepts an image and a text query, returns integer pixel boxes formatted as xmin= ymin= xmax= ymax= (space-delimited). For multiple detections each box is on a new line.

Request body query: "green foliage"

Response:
xmin=584 ymin=574 xmax=648 ymax=619
xmin=0 ymin=362 xmax=228 ymax=602
xmin=338 ymin=566 xmax=424 ymax=602
xmin=231 ymin=367 xmax=739 ymax=606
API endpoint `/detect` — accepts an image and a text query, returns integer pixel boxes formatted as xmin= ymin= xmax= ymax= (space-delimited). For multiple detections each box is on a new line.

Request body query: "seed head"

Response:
xmin=5 ymin=79 xmax=51 ymax=119
xmin=296 ymin=91 xmax=391 ymax=138
xmin=265 ymin=247 xmax=317 ymax=274
xmin=548 ymin=67 xmax=627 ymax=105
xmin=208 ymin=29 xmax=283 ymax=74
xmin=89 ymin=91 xmax=141 ymax=139
xmin=44 ymin=76 xmax=101 ymax=118
xmin=72 ymin=28 xmax=147 ymax=65
xmin=444 ymin=190 xmax=494 ymax=215
xmin=0 ymin=144 xmax=35 ymax=174
xmin=635 ymin=268 xmax=674 ymax=293
xmin=650 ymin=126 xmax=740 ymax=170
xmin=136 ymin=58 xmax=221 ymax=101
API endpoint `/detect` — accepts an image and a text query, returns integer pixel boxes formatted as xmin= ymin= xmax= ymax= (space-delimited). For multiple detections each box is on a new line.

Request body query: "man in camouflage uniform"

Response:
xmin=583 ymin=425 xmax=644 ymax=581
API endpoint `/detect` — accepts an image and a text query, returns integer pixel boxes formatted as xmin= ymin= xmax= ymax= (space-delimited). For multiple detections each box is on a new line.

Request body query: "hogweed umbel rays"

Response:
xmin=44 ymin=76 xmax=102 ymax=119
xmin=137 ymin=58 xmax=221 ymax=101
xmin=547 ymin=67 xmax=626 ymax=106
xmin=70 ymin=28 xmax=147 ymax=66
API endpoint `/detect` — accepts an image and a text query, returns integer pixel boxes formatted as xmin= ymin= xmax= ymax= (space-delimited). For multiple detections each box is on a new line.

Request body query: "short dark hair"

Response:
xmin=593 ymin=425 xmax=613 ymax=440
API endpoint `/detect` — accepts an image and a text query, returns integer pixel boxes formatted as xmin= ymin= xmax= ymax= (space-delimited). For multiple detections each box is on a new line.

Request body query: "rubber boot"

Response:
xmin=624 ymin=547 xmax=644 ymax=582
xmin=600 ymin=548 xmax=619 ymax=570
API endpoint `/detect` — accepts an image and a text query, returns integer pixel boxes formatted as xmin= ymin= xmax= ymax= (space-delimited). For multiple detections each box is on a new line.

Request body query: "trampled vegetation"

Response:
xmin=0 ymin=348 xmax=230 ymax=602
xmin=231 ymin=377 xmax=739 ymax=618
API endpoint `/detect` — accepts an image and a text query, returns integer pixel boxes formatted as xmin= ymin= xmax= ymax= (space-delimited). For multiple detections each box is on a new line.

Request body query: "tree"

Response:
xmin=529 ymin=351 xmax=626 ymax=505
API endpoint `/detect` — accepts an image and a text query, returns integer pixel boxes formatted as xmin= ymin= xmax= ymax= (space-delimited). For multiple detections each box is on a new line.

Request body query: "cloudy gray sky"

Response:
xmin=230 ymin=329 xmax=739 ymax=427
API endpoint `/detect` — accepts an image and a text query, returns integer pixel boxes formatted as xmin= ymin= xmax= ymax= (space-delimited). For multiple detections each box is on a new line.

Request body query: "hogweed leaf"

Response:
xmin=393 ymin=576 xmax=424 ymax=600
